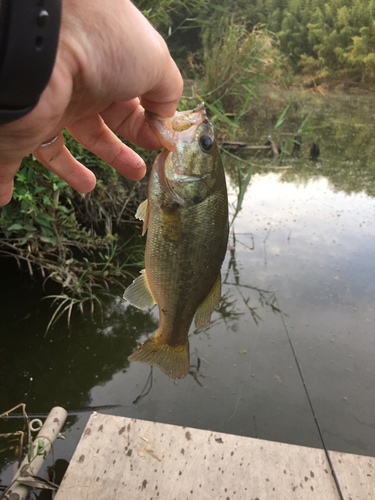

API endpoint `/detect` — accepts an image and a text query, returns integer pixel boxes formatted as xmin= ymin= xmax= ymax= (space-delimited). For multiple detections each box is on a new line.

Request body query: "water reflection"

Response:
xmin=225 ymin=162 xmax=375 ymax=452
xmin=0 ymin=293 xmax=157 ymax=414
xmin=244 ymin=91 xmax=375 ymax=197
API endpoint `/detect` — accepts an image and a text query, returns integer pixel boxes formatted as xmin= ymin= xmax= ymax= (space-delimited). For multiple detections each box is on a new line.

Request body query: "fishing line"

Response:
xmin=221 ymin=323 xmax=260 ymax=427
xmin=275 ymin=295 xmax=345 ymax=500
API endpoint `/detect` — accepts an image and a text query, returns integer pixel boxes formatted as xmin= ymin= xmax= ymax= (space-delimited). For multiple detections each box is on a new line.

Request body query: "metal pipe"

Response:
xmin=4 ymin=406 xmax=68 ymax=500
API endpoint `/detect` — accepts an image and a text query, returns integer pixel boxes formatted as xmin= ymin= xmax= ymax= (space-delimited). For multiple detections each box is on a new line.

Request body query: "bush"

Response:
xmin=0 ymin=133 xmax=149 ymax=327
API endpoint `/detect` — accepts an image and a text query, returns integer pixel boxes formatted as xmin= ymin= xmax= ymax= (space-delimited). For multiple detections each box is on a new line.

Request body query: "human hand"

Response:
xmin=0 ymin=0 xmax=183 ymax=206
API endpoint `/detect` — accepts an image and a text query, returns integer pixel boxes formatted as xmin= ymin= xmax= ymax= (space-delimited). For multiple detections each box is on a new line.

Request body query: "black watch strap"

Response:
xmin=0 ymin=0 xmax=62 ymax=125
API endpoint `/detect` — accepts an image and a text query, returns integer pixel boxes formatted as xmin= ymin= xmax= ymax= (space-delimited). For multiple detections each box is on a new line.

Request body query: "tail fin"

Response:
xmin=128 ymin=334 xmax=190 ymax=380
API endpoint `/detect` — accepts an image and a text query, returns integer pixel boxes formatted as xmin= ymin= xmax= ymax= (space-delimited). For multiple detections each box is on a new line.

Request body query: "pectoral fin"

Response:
xmin=195 ymin=273 xmax=222 ymax=328
xmin=123 ymin=269 xmax=156 ymax=309
xmin=135 ymin=199 xmax=150 ymax=236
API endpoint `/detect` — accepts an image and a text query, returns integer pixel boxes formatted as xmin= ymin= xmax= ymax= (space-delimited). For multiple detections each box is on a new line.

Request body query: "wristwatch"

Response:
xmin=0 ymin=0 xmax=62 ymax=125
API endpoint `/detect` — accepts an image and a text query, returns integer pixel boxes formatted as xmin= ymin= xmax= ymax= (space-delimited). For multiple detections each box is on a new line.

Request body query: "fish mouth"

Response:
xmin=146 ymin=103 xmax=207 ymax=151
xmin=147 ymin=104 xmax=212 ymax=207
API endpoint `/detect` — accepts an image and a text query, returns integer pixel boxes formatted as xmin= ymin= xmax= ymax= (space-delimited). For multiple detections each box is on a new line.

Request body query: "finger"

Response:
xmin=0 ymin=161 xmax=19 ymax=206
xmin=140 ymin=53 xmax=183 ymax=118
xmin=100 ymin=99 xmax=162 ymax=151
xmin=33 ymin=133 xmax=97 ymax=193
xmin=67 ymin=113 xmax=147 ymax=181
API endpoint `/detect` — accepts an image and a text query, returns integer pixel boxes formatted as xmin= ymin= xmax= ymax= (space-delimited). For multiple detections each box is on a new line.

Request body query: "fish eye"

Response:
xmin=199 ymin=134 xmax=214 ymax=153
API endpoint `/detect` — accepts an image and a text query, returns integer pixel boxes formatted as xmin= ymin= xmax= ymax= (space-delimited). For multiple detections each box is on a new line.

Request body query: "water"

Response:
xmin=1 ymin=90 xmax=375 ymax=486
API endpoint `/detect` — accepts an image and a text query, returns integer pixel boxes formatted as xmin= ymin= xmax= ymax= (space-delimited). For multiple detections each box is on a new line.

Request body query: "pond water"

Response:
xmin=1 ymin=90 xmax=375 ymax=486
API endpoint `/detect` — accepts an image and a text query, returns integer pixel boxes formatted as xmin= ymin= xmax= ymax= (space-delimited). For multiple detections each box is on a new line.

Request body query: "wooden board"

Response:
xmin=55 ymin=413 xmax=374 ymax=500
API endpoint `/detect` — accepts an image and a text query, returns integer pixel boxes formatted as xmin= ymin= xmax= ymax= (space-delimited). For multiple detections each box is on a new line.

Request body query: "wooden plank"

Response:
xmin=54 ymin=413 xmax=372 ymax=500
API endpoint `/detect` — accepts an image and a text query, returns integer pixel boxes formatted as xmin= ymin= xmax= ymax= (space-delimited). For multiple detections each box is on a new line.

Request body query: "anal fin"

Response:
xmin=123 ymin=269 xmax=156 ymax=310
xmin=195 ymin=273 xmax=222 ymax=328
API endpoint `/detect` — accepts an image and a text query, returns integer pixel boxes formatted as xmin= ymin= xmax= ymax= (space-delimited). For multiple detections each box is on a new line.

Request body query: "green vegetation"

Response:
xmin=199 ymin=22 xmax=273 ymax=136
xmin=276 ymin=0 xmax=375 ymax=82
xmin=1 ymin=1 xmax=277 ymax=304
xmin=0 ymin=133 xmax=149 ymax=327
xmin=138 ymin=0 xmax=375 ymax=83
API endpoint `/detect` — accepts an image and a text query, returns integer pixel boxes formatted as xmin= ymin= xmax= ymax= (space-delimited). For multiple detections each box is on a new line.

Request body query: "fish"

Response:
xmin=124 ymin=103 xmax=229 ymax=379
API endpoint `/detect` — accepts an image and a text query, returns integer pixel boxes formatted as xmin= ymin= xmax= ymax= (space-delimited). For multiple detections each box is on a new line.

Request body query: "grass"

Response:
xmin=200 ymin=22 xmax=274 ymax=137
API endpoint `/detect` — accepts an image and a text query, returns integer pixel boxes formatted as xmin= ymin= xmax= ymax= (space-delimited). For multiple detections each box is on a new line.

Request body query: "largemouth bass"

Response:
xmin=124 ymin=103 xmax=229 ymax=379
